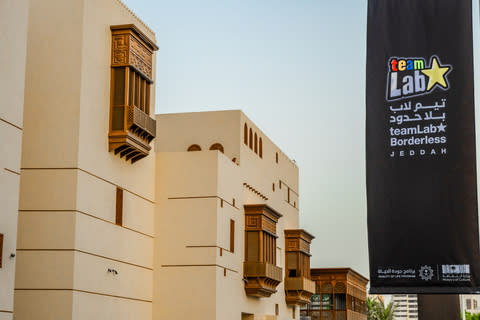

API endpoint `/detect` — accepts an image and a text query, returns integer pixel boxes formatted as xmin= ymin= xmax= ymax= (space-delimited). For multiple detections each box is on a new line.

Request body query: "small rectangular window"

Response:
xmin=116 ymin=187 xmax=123 ymax=226
xmin=275 ymin=304 xmax=279 ymax=316
xmin=0 ymin=233 xmax=3 ymax=268
xmin=230 ymin=219 xmax=235 ymax=253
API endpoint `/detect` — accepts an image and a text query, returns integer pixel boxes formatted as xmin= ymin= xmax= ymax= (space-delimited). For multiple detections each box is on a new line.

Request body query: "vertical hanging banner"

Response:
xmin=366 ymin=0 xmax=480 ymax=293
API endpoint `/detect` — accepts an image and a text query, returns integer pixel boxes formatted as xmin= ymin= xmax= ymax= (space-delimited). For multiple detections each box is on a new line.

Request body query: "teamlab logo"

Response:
xmin=386 ymin=55 xmax=452 ymax=101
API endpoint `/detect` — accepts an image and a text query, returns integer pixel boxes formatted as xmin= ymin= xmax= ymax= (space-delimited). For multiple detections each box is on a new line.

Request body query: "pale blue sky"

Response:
xmin=123 ymin=0 xmax=480 ymax=278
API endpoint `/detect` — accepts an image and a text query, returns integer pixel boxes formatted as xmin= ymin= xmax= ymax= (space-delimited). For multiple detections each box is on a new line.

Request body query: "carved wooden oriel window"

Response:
xmin=284 ymin=229 xmax=316 ymax=306
xmin=243 ymin=204 xmax=283 ymax=297
xmin=285 ymin=229 xmax=314 ymax=278
xmin=109 ymin=25 xmax=159 ymax=163
xmin=244 ymin=204 xmax=282 ymax=265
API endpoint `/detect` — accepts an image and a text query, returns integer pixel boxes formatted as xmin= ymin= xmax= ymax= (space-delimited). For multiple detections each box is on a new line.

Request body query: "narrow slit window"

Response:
xmin=116 ymin=187 xmax=123 ymax=226
xmin=230 ymin=219 xmax=235 ymax=253
xmin=244 ymin=123 xmax=248 ymax=145
xmin=259 ymin=138 xmax=263 ymax=158
xmin=249 ymin=129 xmax=253 ymax=149
xmin=0 ymin=233 xmax=3 ymax=268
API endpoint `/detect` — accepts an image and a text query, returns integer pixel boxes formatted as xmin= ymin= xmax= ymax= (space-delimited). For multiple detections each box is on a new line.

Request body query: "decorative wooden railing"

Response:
xmin=285 ymin=276 xmax=316 ymax=305
xmin=109 ymin=105 xmax=156 ymax=163
xmin=127 ymin=105 xmax=156 ymax=141
xmin=243 ymin=261 xmax=282 ymax=297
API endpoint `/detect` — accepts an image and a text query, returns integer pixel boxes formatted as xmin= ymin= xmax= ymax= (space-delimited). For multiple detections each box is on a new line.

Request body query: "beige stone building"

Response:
xmin=462 ymin=294 xmax=480 ymax=315
xmin=392 ymin=294 xmax=418 ymax=320
xmin=0 ymin=1 xmax=30 ymax=319
xmin=0 ymin=0 xmax=324 ymax=319
xmin=154 ymin=111 xmax=313 ymax=319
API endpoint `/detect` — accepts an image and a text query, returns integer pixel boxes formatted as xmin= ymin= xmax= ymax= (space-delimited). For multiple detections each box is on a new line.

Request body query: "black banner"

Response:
xmin=366 ymin=0 xmax=480 ymax=293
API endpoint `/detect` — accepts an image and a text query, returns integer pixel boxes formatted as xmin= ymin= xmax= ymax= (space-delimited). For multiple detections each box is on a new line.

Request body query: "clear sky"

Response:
xmin=123 ymin=0 xmax=480 ymax=279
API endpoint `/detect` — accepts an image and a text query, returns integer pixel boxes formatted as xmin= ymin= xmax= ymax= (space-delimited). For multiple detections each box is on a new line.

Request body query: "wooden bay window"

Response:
xmin=109 ymin=24 xmax=158 ymax=163
xmin=243 ymin=204 xmax=283 ymax=297
xmin=284 ymin=229 xmax=316 ymax=305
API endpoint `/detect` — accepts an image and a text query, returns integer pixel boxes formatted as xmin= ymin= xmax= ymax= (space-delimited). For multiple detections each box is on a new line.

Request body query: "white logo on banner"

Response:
xmin=419 ymin=265 xmax=434 ymax=281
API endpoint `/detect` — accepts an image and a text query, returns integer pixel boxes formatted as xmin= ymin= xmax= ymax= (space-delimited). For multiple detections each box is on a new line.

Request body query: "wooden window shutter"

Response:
xmin=116 ymin=188 xmax=123 ymax=226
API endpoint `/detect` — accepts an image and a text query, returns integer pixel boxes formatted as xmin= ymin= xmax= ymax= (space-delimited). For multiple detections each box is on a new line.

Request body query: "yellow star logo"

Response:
xmin=421 ymin=56 xmax=451 ymax=91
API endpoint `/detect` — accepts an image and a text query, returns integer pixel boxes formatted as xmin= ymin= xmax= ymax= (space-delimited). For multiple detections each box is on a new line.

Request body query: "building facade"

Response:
xmin=462 ymin=294 xmax=480 ymax=315
xmin=14 ymin=0 xmax=158 ymax=319
xmin=154 ymin=111 xmax=315 ymax=319
xmin=392 ymin=294 xmax=418 ymax=320
xmin=0 ymin=0 xmax=323 ymax=319
xmin=0 ymin=1 xmax=30 ymax=319
xmin=300 ymin=268 xmax=368 ymax=320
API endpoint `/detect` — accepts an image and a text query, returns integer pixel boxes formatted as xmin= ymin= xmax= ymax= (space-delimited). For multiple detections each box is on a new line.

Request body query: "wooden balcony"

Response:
xmin=127 ymin=105 xmax=156 ymax=141
xmin=243 ymin=261 xmax=282 ymax=297
xmin=285 ymin=276 xmax=316 ymax=305
xmin=109 ymin=105 xmax=156 ymax=163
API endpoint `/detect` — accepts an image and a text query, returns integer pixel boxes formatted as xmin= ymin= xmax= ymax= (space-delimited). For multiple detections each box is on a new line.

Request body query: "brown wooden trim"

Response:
xmin=4 ymin=168 xmax=20 ymax=175
xmin=18 ymin=210 xmax=154 ymax=239
xmin=243 ymin=183 xmax=268 ymax=201
xmin=168 ymin=196 xmax=238 ymax=209
xmin=110 ymin=24 xmax=159 ymax=51
xmin=14 ymin=288 xmax=152 ymax=303
xmin=186 ymin=245 xmax=231 ymax=254
xmin=19 ymin=168 xmax=155 ymax=204
xmin=0 ymin=310 xmax=13 ymax=314
xmin=161 ymin=264 xmax=238 ymax=273
xmin=0 ymin=117 xmax=22 ymax=130
xmin=16 ymin=249 xmax=153 ymax=271
xmin=279 ymin=179 xmax=299 ymax=196
xmin=285 ymin=200 xmax=299 ymax=211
